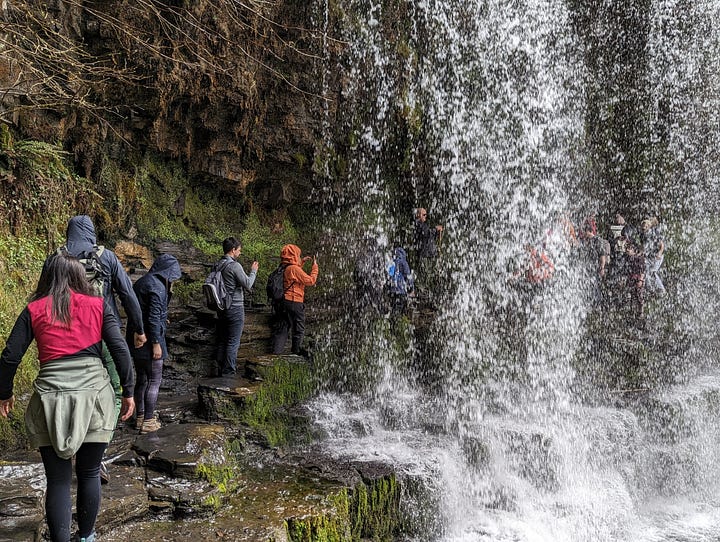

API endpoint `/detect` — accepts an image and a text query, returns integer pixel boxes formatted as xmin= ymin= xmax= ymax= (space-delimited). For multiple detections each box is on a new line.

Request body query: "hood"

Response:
xmin=394 ymin=247 xmax=408 ymax=262
xmin=65 ymin=215 xmax=97 ymax=255
xmin=149 ymin=254 xmax=182 ymax=282
xmin=280 ymin=244 xmax=302 ymax=266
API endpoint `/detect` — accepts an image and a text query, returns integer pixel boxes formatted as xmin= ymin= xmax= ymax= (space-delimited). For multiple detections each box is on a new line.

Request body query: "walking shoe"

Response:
xmin=134 ymin=414 xmax=144 ymax=430
xmin=140 ymin=417 xmax=161 ymax=434
xmin=72 ymin=532 xmax=95 ymax=542
xmin=99 ymin=462 xmax=110 ymax=485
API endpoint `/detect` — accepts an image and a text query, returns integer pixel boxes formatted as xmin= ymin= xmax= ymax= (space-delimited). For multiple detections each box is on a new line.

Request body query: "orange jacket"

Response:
xmin=526 ymin=248 xmax=554 ymax=284
xmin=280 ymin=244 xmax=319 ymax=302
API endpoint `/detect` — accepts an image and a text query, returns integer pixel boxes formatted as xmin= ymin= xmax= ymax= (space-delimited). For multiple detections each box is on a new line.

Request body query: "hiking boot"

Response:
xmin=72 ymin=532 xmax=96 ymax=542
xmin=140 ymin=417 xmax=161 ymax=434
xmin=99 ymin=462 xmax=110 ymax=485
xmin=134 ymin=414 xmax=144 ymax=430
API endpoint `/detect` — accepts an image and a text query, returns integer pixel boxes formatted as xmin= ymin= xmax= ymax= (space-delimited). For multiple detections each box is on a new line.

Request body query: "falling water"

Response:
xmin=312 ymin=0 xmax=720 ymax=540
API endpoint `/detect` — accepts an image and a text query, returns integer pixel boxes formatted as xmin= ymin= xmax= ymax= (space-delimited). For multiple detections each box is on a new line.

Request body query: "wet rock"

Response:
xmin=197 ymin=376 xmax=262 ymax=422
xmin=113 ymin=240 xmax=154 ymax=269
xmin=145 ymin=472 xmax=221 ymax=518
xmin=96 ymin=465 xmax=148 ymax=529
xmin=132 ymin=423 xmax=228 ymax=479
xmin=0 ymin=462 xmax=45 ymax=542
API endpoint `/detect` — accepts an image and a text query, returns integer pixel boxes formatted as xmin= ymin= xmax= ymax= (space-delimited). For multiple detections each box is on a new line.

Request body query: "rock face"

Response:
xmin=2 ymin=1 xmax=337 ymax=212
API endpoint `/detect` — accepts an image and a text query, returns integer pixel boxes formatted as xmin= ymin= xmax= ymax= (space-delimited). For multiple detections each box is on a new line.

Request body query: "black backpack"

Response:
xmin=266 ymin=264 xmax=290 ymax=304
xmin=59 ymin=245 xmax=107 ymax=297
xmin=203 ymin=259 xmax=232 ymax=312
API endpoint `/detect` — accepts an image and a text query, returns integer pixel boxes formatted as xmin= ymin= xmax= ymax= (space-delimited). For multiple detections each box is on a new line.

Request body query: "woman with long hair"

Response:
xmin=0 ymin=253 xmax=135 ymax=542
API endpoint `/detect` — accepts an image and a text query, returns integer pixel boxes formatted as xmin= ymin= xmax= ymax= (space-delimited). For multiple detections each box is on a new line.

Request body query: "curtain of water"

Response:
xmin=311 ymin=0 xmax=720 ymax=540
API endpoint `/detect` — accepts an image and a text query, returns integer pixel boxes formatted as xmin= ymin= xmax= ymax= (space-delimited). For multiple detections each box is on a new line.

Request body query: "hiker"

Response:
xmin=53 ymin=215 xmax=146 ymax=482
xmin=579 ymin=221 xmax=610 ymax=305
xmin=577 ymin=212 xmax=597 ymax=241
xmin=215 ymin=237 xmax=258 ymax=376
xmin=524 ymin=243 xmax=555 ymax=284
xmin=607 ymin=214 xmax=628 ymax=280
xmin=580 ymin=222 xmax=610 ymax=279
xmin=126 ymin=254 xmax=182 ymax=434
xmin=625 ymin=242 xmax=646 ymax=317
xmin=0 ymin=253 xmax=135 ymax=542
xmin=641 ymin=217 xmax=666 ymax=296
xmin=272 ymin=244 xmax=318 ymax=355
xmin=386 ymin=246 xmax=414 ymax=316
xmin=352 ymin=239 xmax=387 ymax=314
xmin=414 ymin=207 xmax=443 ymax=297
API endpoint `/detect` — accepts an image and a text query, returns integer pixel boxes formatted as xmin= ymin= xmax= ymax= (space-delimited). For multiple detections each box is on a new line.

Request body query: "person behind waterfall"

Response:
xmin=414 ymin=207 xmax=443 ymax=298
xmin=272 ymin=244 xmax=318 ymax=355
xmin=0 ymin=253 xmax=135 ymax=542
xmin=386 ymin=246 xmax=414 ymax=316
xmin=641 ymin=217 xmax=666 ymax=297
xmin=215 ymin=237 xmax=258 ymax=376
xmin=126 ymin=254 xmax=181 ymax=434
xmin=625 ymin=242 xmax=646 ymax=318
xmin=52 ymin=214 xmax=146 ymax=482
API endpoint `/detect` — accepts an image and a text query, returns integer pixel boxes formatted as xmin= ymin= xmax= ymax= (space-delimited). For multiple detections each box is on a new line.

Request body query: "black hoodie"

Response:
xmin=63 ymin=215 xmax=144 ymax=335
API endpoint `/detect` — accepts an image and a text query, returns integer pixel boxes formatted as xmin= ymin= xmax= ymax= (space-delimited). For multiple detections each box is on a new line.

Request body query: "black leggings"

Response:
xmin=40 ymin=442 xmax=107 ymax=542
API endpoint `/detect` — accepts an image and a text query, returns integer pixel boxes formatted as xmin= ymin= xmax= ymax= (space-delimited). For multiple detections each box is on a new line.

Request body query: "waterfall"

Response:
xmin=311 ymin=0 xmax=720 ymax=540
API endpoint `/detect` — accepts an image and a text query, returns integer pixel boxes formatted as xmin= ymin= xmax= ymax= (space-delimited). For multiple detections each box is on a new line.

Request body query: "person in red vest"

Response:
xmin=0 ymin=253 xmax=135 ymax=542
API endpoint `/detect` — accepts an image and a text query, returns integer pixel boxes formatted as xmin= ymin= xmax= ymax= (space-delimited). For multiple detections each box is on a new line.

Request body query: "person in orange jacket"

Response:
xmin=272 ymin=244 xmax=319 ymax=355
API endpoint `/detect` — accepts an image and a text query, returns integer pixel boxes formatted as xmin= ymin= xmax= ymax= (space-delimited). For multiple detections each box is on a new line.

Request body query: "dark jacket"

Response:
xmin=61 ymin=215 xmax=145 ymax=335
xmin=127 ymin=254 xmax=182 ymax=361
xmin=415 ymin=219 xmax=438 ymax=259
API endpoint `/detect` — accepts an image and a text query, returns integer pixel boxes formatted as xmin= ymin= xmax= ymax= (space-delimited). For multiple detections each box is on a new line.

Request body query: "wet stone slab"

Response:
xmin=0 ymin=462 xmax=45 ymax=542
xmin=132 ymin=423 xmax=228 ymax=479
xmin=197 ymin=375 xmax=262 ymax=422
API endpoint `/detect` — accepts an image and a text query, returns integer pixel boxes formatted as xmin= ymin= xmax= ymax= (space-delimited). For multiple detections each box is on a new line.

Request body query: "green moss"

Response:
xmin=285 ymin=474 xmax=400 ymax=542
xmin=239 ymin=211 xmax=299 ymax=292
xmin=242 ymin=358 xmax=313 ymax=446
xmin=0 ymin=235 xmax=48 ymax=453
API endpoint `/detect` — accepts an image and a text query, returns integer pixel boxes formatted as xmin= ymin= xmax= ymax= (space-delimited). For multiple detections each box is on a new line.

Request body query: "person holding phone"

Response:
xmin=215 ymin=237 xmax=258 ymax=375
xmin=272 ymin=244 xmax=319 ymax=356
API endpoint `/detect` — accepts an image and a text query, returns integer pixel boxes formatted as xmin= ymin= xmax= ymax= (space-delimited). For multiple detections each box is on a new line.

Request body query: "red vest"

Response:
xmin=27 ymin=292 xmax=103 ymax=363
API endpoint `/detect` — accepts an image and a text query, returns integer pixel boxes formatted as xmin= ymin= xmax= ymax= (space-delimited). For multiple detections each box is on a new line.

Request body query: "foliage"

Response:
xmin=129 ymin=154 xmax=246 ymax=254
xmin=239 ymin=211 xmax=299 ymax=297
xmin=0 ymin=234 xmax=47 ymax=453
xmin=0 ymin=124 xmax=100 ymax=242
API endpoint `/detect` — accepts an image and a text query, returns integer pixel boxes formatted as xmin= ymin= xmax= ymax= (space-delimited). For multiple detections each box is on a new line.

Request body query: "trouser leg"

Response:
xmin=75 ymin=442 xmax=107 ymax=539
xmin=134 ymin=358 xmax=149 ymax=416
xmin=287 ymin=301 xmax=306 ymax=354
xmin=221 ymin=306 xmax=244 ymax=375
xmin=272 ymin=302 xmax=291 ymax=354
xmin=143 ymin=357 xmax=164 ymax=418
xmin=39 ymin=446 xmax=73 ymax=542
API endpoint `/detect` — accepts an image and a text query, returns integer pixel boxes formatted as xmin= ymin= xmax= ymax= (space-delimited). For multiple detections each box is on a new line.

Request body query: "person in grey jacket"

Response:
xmin=216 ymin=237 xmax=258 ymax=375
